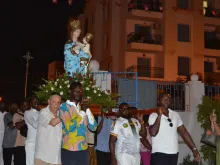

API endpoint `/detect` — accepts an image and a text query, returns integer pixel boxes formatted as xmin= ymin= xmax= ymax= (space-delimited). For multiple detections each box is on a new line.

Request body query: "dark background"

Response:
xmin=0 ymin=0 xmax=86 ymax=104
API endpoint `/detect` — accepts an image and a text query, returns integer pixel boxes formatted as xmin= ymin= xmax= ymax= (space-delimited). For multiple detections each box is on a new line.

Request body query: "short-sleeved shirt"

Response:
xmin=13 ymin=111 xmax=26 ymax=147
xmin=59 ymin=100 xmax=97 ymax=151
xmin=95 ymin=117 xmax=113 ymax=152
xmin=110 ymin=117 xmax=141 ymax=155
xmin=148 ymin=109 xmax=183 ymax=154
xmin=35 ymin=106 xmax=62 ymax=164
xmin=2 ymin=112 xmax=17 ymax=148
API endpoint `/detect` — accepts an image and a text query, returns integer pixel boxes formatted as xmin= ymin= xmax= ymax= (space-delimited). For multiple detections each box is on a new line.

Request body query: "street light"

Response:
xmin=23 ymin=52 xmax=33 ymax=98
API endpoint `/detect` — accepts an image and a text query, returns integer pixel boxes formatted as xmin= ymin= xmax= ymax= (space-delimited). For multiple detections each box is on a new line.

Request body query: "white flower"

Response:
xmin=90 ymin=81 xmax=92 ymax=84
xmin=54 ymin=82 xmax=57 ymax=86
xmin=92 ymin=85 xmax=96 ymax=88
xmin=94 ymin=90 xmax=97 ymax=93
xmin=59 ymin=86 xmax=62 ymax=88
xmin=51 ymin=87 xmax=54 ymax=91
xmin=60 ymin=92 xmax=63 ymax=95
xmin=86 ymin=87 xmax=89 ymax=91
xmin=64 ymin=80 xmax=69 ymax=84
xmin=62 ymin=79 xmax=64 ymax=81
xmin=98 ymin=94 xmax=101 ymax=96
xmin=87 ymin=96 xmax=90 ymax=99
xmin=43 ymin=84 xmax=45 ymax=87
xmin=67 ymin=85 xmax=70 ymax=88
xmin=81 ymin=81 xmax=84 ymax=84
xmin=46 ymin=90 xmax=48 ymax=93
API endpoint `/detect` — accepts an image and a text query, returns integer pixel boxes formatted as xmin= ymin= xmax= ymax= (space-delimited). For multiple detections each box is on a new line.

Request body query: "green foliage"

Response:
xmin=200 ymin=145 xmax=216 ymax=163
xmin=197 ymin=96 xmax=220 ymax=130
xmin=34 ymin=73 xmax=119 ymax=110
xmin=180 ymin=155 xmax=203 ymax=165
xmin=197 ymin=96 xmax=220 ymax=162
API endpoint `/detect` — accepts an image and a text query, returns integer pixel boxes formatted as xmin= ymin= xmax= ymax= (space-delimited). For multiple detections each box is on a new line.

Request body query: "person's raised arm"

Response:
xmin=96 ymin=113 xmax=105 ymax=134
xmin=149 ymin=108 xmax=163 ymax=137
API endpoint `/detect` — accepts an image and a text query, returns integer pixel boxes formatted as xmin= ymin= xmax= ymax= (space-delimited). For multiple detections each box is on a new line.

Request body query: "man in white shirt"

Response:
xmin=149 ymin=92 xmax=200 ymax=165
xmin=24 ymin=96 xmax=40 ymax=165
xmin=0 ymin=102 xmax=6 ymax=165
xmin=109 ymin=102 xmax=146 ymax=165
xmin=35 ymin=93 xmax=62 ymax=165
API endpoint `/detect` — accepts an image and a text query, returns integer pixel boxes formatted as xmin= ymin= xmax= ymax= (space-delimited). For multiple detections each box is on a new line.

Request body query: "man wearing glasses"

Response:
xmin=109 ymin=102 xmax=147 ymax=165
xmin=149 ymin=92 xmax=200 ymax=165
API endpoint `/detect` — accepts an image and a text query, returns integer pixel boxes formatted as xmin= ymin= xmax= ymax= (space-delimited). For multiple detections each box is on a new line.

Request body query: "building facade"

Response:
xmin=79 ymin=0 xmax=220 ymax=82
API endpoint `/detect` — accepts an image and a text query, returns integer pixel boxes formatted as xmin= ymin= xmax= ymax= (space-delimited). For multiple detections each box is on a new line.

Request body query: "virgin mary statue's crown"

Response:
xmin=68 ymin=19 xmax=80 ymax=31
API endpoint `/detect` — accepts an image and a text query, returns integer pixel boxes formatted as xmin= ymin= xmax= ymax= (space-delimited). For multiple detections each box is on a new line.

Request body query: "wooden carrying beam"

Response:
xmin=89 ymin=104 xmax=157 ymax=116
xmin=39 ymin=104 xmax=157 ymax=116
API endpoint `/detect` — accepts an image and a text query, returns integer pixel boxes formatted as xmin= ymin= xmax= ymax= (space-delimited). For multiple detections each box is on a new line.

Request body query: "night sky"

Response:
xmin=1 ymin=0 xmax=86 ymax=104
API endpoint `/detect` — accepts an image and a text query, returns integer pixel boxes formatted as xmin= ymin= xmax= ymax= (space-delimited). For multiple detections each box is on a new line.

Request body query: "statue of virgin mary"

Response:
xmin=64 ymin=18 xmax=91 ymax=77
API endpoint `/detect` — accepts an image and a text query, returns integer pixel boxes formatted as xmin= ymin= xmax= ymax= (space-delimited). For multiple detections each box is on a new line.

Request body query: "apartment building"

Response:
xmin=79 ymin=0 xmax=220 ymax=82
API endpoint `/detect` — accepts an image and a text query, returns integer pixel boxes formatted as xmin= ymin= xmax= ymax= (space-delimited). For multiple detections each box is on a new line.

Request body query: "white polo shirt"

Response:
xmin=35 ymin=106 xmax=62 ymax=164
xmin=148 ymin=109 xmax=183 ymax=154
xmin=110 ymin=117 xmax=141 ymax=156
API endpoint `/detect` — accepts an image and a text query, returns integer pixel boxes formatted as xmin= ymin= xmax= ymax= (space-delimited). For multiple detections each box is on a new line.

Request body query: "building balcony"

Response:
xmin=204 ymin=9 xmax=220 ymax=25
xmin=128 ymin=0 xmax=163 ymax=19
xmin=127 ymin=66 xmax=164 ymax=78
xmin=127 ymin=32 xmax=163 ymax=51
xmin=204 ymin=39 xmax=220 ymax=57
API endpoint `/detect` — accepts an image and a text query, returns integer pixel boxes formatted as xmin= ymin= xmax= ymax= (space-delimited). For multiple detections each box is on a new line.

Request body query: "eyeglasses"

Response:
xmin=119 ymin=108 xmax=131 ymax=111
xmin=167 ymin=118 xmax=173 ymax=127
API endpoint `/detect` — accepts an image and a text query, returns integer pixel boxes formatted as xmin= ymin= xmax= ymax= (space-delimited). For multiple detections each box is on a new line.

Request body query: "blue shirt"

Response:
xmin=95 ymin=116 xmax=113 ymax=152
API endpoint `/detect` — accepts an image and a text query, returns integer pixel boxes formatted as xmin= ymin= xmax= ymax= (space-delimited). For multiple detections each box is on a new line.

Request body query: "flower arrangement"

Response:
xmin=34 ymin=73 xmax=119 ymax=111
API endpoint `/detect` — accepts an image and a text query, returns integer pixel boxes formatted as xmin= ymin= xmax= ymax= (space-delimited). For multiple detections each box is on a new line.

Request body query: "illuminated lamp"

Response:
xmin=68 ymin=0 xmax=72 ymax=5
xmin=52 ymin=0 xmax=57 ymax=4
xmin=203 ymin=1 xmax=208 ymax=8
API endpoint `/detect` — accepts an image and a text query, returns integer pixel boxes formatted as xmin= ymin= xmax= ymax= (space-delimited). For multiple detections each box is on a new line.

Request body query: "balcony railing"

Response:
xmin=204 ymin=38 xmax=220 ymax=50
xmin=128 ymin=0 xmax=163 ymax=12
xmin=204 ymin=8 xmax=220 ymax=18
xmin=127 ymin=32 xmax=162 ymax=45
xmin=127 ymin=66 xmax=164 ymax=78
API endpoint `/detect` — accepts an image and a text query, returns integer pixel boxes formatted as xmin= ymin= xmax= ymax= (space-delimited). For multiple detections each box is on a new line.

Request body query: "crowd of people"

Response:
xmin=0 ymin=81 xmax=201 ymax=165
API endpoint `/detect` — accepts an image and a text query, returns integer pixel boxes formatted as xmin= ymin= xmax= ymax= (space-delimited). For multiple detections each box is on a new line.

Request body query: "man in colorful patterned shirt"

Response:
xmin=59 ymin=81 xmax=97 ymax=165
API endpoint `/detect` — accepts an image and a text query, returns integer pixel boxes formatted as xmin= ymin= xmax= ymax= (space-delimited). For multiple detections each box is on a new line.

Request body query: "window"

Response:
xmin=177 ymin=24 xmax=190 ymax=42
xmin=137 ymin=58 xmax=151 ymax=77
xmin=204 ymin=61 xmax=213 ymax=72
xmin=178 ymin=57 xmax=190 ymax=76
xmin=204 ymin=31 xmax=216 ymax=41
xmin=177 ymin=0 xmax=190 ymax=9
xmin=104 ymin=33 xmax=108 ymax=50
